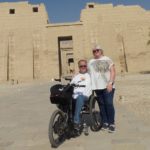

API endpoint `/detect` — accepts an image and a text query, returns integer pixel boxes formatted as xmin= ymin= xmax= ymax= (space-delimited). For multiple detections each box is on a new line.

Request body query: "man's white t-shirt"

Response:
xmin=70 ymin=73 xmax=92 ymax=99
xmin=88 ymin=56 xmax=114 ymax=90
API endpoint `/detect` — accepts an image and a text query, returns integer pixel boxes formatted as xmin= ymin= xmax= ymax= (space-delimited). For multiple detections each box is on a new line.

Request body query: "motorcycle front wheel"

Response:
xmin=48 ymin=109 xmax=67 ymax=148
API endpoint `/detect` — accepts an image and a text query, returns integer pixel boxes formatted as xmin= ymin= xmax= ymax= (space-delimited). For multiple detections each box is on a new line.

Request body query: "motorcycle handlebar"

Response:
xmin=64 ymin=77 xmax=72 ymax=81
xmin=54 ymin=79 xmax=61 ymax=82
xmin=54 ymin=77 xmax=72 ymax=82
xmin=71 ymin=84 xmax=86 ymax=87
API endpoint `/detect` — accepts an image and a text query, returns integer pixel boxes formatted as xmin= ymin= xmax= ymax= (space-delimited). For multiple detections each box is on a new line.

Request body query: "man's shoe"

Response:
xmin=74 ymin=123 xmax=80 ymax=131
xmin=101 ymin=123 xmax=109 ymax=130
xmin=108 ymin=124 xmax=115 ymax=133
xmin=73 ymin=123 xmax=81 ymax=136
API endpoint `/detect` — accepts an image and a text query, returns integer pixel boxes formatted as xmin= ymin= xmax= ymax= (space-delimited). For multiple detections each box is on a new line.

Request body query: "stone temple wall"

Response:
xmin=80 ymin=3 xmax=150 ymax=73
xmin=0 ymin=1 xmax=150 ymax=83
xmin=0 ymin=2 xmax=49 ymax=83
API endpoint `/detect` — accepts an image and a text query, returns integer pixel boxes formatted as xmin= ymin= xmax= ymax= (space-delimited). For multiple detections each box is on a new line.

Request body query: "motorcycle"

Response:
xmin=48 ymin=78 xmax=102 ymax=148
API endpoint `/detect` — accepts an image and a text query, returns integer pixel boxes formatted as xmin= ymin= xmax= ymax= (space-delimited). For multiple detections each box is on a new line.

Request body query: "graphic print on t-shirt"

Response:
xmin=91 ymin=59 xmax=112 ymax=82
xmin=91 ymin=60 xmax=111 ymax=73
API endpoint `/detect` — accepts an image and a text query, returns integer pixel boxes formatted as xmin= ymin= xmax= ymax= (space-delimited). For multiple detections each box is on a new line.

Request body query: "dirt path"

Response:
xmin=0 ymin=74 xmax=150 ymax=150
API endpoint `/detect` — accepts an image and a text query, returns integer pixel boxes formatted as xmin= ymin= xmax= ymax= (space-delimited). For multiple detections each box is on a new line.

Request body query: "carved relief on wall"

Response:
xmin=127 ymin=23 xmax=145 ymax=36
xmin=8 ymin=31 xmax=15 ymax=81
xmin=90 ymin=30 xmax=98 ymax=44
xmin=114 ymin=23 xmax=122 ymax=34
xmin=97 ymin=14 xmax=103 ymax=22
xmin=32 ymin=30 xmax=41 ymax=79
xmin=136 ymin=26 xmax=145 ymax=36
xmin=116 ymin=32 xmax=128 ymax=73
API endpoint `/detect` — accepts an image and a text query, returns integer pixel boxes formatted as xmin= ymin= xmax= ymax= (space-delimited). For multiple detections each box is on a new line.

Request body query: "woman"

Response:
xmin=88 ymin=45 xmax=116 ymax=133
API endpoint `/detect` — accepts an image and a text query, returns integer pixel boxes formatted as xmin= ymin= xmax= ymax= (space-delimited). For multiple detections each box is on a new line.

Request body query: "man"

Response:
xmin=71 ymin=60 xmax=92 ymax=130
xmin=88 ymin=45 xmax=116 ymax=133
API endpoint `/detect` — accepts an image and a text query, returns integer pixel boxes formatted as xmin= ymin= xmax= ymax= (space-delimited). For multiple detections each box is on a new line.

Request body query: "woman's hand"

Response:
xmin=106 ymin=83 xmax=113 ymax=92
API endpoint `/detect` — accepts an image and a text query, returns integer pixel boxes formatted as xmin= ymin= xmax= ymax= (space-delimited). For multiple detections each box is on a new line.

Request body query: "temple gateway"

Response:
xmin=0 ymin=1 xmax=150 ymax=83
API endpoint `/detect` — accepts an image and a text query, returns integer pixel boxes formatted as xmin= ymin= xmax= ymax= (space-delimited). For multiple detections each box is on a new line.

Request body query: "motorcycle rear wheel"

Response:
xmin=90 ymin=96 xmax=102 ymax=131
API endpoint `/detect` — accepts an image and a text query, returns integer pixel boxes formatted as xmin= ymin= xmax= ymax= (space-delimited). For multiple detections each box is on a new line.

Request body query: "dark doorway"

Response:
xmin=58 ymin=36 xmax=74 ymax=78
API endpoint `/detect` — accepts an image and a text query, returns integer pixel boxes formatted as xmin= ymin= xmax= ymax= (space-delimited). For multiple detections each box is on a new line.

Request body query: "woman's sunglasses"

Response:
xmin=93 ymin=49 xmax=100 ymax=53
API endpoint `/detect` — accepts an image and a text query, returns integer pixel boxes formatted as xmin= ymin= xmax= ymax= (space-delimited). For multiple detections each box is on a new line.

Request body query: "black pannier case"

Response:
xmin=50 ymin=84 xmax=73 ymax=105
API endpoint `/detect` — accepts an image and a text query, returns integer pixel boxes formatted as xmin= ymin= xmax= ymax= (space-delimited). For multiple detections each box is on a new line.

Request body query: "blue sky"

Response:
xmin=0 ymin=0 xmax=150 ymax=23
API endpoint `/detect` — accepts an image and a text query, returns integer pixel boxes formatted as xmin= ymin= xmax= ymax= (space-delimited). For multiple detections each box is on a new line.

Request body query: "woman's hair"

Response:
xmin=100 ymin=49 xmax=104 ymax=55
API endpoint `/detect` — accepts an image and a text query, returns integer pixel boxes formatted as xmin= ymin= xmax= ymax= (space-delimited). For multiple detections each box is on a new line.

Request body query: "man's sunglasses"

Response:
xmin=79 ymin=65 xmax=87 ymax=68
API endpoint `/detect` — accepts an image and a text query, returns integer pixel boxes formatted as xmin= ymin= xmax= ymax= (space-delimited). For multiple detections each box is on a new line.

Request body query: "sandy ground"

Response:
xmin=115 ymin=73 xmax=150 ymax=124
xmin=0 ymin=73 xmax=150 ymax=150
